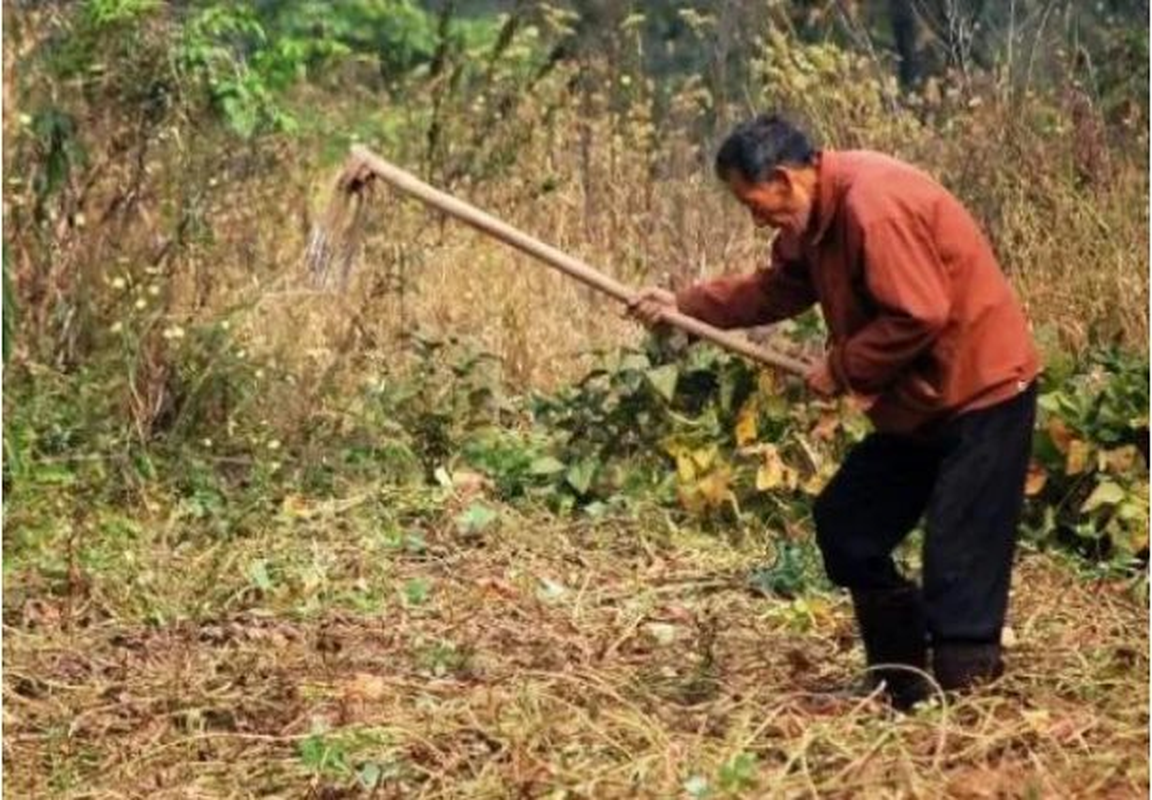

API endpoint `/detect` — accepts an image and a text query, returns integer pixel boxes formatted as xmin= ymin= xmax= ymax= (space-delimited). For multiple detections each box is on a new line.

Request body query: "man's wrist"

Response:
xmin=826 ymin=346 xmax=852 ymax=394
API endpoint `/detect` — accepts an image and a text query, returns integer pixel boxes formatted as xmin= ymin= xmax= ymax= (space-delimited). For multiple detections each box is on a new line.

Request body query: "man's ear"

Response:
xmin=768 ymin=166 xmax=795 ymax=195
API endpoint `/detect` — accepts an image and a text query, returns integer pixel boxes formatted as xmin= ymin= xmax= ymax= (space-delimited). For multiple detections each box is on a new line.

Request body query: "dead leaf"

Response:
xmin=945 ymin=766 xmax=1022 ymax=799
xmin=644 ymin=623 xmax=678 ymax=646
xmin=343 ymin=673 xmax=387 ymax=702
xmin=1024 ymin=461 xmax=1047 ymax=496
xmin=691 ymin=446 xmax=718 ymax=472
xmin=662 ymin=604 xmax=695 ymax=625
xmin=812 ymin=412 xmax=839 ymax=441
xmin=1047 ymin=418 xmax=1073 ymax=454
xmin=1066 ymin=439 xmax=1091 ymax=475
xmin=756 ymin=445 xmax=786 ymax=491
xmin=281 ymin=494 xmax=314 ymax=519
xmin=476 ymin=577 xmax=518 ymax=599
xmin=801 ymin=474 xmax=827 ymax=496
xmin=674 ymin=453 xmax=695 ymax=483
xmin=1100 ymin=445 xmax=1139 ymax=474
xmin=1047 ymin=715 xmax=1091 ymax=745
xmin=452 ymin=470 xmax=491 ymax=497
xmin=757 ymin=370 xmax=776 ymax=396
xmin=734 ymin=399 xmax=759 ymax=447
xmin=696 ymin=467 xmax=734 ymax=508
xmin=756 ymin=445 xmax=799 ymax=492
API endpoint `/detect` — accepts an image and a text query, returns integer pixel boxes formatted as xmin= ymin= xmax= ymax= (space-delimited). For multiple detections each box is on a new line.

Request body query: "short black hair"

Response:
xmin=714 ymin=114 xmax=817 ymax=183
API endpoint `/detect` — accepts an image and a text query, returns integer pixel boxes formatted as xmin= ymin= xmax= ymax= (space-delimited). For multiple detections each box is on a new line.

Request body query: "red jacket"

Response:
xmin=676 ymin=150 xmax=1040 ymax=434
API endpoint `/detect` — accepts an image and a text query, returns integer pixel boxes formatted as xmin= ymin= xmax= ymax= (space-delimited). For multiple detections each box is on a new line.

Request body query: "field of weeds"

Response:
xmin=4 ymin=479 xmax=1148 ymax=797
xmin=4 ymin=2 xmax=1149 ymax=797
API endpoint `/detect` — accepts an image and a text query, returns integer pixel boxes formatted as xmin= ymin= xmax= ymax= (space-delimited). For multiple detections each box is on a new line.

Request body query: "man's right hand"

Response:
xmin=627 ymin=287 xmax=678 ymax=329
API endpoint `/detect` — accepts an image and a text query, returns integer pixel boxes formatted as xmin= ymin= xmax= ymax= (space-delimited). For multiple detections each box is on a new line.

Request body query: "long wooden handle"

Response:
xmin=349 ymin=145 xmax=810 ymax=376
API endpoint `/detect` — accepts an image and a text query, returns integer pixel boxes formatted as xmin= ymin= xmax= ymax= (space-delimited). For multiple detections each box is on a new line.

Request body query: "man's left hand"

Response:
xmin=805 ymin=358 xmax=839 ymax=397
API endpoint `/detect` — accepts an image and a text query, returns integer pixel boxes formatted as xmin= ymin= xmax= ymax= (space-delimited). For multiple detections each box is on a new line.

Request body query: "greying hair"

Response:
xmin=715 ymin=114 xmax=817 ymax=183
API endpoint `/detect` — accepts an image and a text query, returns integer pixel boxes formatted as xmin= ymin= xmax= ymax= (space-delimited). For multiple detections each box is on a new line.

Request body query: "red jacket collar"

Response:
xmin=807 ymin=150 xmax=842 ymax=246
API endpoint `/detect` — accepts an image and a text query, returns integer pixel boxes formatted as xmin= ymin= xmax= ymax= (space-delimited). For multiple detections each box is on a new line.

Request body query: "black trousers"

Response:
xmin=813 ymin=384 xmax=1038 ymax=644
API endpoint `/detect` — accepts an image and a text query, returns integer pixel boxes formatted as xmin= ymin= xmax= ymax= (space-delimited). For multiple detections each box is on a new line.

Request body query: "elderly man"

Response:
xmin=631 ymin=114 xmax=1039 ymax=709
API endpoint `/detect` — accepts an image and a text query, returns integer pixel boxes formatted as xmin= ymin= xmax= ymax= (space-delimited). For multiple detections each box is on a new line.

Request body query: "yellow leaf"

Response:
xmin=281 ymin=494 xmax=313 ymax=519
xmin=757 ymin=370 xmax=776 ymax=396
xmin=1117 ymin=518 xmax=1150 ymax=554
xmin=343 ymin=672 xmax=388 ymax=702
xmin=1047 ymin=418 xmax=1073 ymax=454
xmin=678 ymin=466 xmax=735 ymax=514
xmin=1024 ymin=461 xmax=1047 ymax=496
xmin=696 ymin=468 xmax=733 ymax=508
xmin=662 ymin=441 xmax=697 ymax=482
xmin=674 ymin=453 xmax=696 ymax=482
xmin=735 ymin=399 xmax=759 ymax=447
xmin=756 ymin=445 xmax=786 ymax=491
xmin=1066 ymin=440 xmax=1091 ymax=475
xmin=801 ymin=474 xmax=826 ymax=495
xmin=691 ymin=446 xmax=717 ymax=471
xmin=677 ymin=484 xmax=704 ymax=514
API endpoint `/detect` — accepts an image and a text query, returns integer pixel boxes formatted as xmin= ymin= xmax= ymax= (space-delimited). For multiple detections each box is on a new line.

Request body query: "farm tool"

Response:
xmin=305 ymin=145 xmax=810 ymax=378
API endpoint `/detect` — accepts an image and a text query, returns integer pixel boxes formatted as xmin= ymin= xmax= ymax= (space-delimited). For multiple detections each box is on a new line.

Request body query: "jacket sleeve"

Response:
xmin=827 ymin=218 xmax=951 ymax=394
xmin=674 ymin=237 xmax=816 ymax=330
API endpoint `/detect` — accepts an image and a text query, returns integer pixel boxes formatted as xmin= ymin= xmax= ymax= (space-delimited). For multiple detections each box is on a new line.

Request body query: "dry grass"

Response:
xmin=4 ymin=485 xmax=1147 ymax=798
xmin=5 ymin=18 xmax=1148 ymax=799
xmin=237 ymin=92 xmax=1148 ymax=401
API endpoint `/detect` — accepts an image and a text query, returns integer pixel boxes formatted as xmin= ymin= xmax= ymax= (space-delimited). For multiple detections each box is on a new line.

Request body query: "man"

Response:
xmin=630 ymin=114 xmax=1040 ymax=710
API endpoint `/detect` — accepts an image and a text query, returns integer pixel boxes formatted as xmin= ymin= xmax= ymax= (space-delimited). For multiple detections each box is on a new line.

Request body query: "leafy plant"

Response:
xmin=717 ymin=751 xmax=759 ymax=794
xmin=176 ymin=5 xmax=310 ymax=136
xmin=1027 ymin=348 xmax=1149 ymax=560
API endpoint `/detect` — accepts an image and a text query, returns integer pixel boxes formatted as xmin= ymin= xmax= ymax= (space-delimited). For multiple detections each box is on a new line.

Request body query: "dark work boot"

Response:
xmin=850 ymin=585 xmax=931 ymax=711
xmin=933 ymin=642 xmax=1004 ymax=692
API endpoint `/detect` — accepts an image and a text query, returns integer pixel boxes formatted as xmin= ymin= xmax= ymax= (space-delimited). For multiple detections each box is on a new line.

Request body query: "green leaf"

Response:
xmin=358 ymin=762 xmax=382 ymax=789
xmin=747 ymin=542 xmax=808 ymax=598
xmin=646 ymin=364 xmax=679 ymax=403
xmin=403 ymin=529 xmax=427 ymax=554
xmin=718 ymin=752 xmax=758 ymax=792
xmin=455 ymin=503 xmax=497 ymax=534
xmin=404 ymin=577 xmax=431 ymax=605
xmin=619 ymin=352 xmax=650 ymax=372
xmin=298 ymin=730 xmax=349 ymax=776
xmin=31 ymin=464 xmax=76 ymax=485
xmin=528 ymin=456 xmax=565 ymax=476
xmin=683 ymin=775 xmax=711 ymax=798
xmin=221 ymin=93 xmax=259 ymax=138
xmin=565 ymin=458 xmax=597 ymax=495
xmin=1082 ymin=480 xmax=1126 ymax=512
xmin=247 ymin=559 xmax=273 ymax=592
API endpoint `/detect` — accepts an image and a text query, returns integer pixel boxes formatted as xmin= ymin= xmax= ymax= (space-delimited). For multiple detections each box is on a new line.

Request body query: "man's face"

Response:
xmin=726 ymin=168 xmax=815 ymax=235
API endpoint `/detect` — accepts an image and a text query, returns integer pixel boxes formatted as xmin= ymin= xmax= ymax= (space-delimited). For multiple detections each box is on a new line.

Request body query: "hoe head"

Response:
xmin=304 ymin=154 xmax=378 ymax=290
